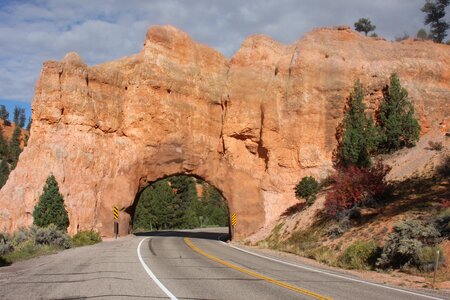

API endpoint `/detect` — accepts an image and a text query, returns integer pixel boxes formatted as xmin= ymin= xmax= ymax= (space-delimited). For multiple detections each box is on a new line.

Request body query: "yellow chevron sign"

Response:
xmin=231 ymin=213 xmax=237 ymax=227
xmin=113 ymin=206 xmax=119 ymax=220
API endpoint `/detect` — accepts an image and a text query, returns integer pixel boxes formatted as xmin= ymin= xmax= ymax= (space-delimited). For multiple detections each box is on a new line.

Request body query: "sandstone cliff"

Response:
xmin=0 ymin=25 xmax=449 ymax=239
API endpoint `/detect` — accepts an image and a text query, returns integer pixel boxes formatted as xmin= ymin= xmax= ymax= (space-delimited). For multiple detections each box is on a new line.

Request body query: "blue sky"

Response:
xmin=0 ymin=0 xmax=447 ymax=111
xmin=0 ymin=99 xmax=32 ymax=122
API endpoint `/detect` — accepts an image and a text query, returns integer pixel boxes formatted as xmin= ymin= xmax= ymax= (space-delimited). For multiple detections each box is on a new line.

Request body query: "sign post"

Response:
xmin=230 ymin=213 xmax=237 ymax=239
xmin=433 ymin=249 xmax=440 ymax=288
xmin=231 ymin=213 xmax=237 ymax=228
xmin=113 ymin=206 xmax=119 ymax=239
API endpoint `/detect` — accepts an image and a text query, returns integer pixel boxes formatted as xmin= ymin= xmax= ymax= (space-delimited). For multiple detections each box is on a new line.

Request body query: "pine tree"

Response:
xmin=132 ymin=176 xmax=228 ymax=231
xmin=422 ymin=0 xmax=450 ymax=43
xmin=33 ymin=175 xmax=69 ymax=231
xmin=377 ymin=74 xmax=421 ymax=153
xmin=354 ymin=18 xmax=376 ymax=36
xmin=13 ymin=107 xmax=25 ymax=128
xmin=26 ymin=117 xmax=32 ymax=131
xmin=133 ymin=185 xmax=160 ymax=231
xmin=295 ymin=176 xmax=319 ymax=205
xmin=18 ymin=112 xmax=26 ymax=128
xmin=0 ymin=105 xmax=9 ymax=124
xmin=0 ymin=127 xmax=7 ymax=159
xmin=339 ymin=80 xmax=377 ymax=168
xmin=13 ymin=107 xmax=20 ymax=125
xmin=8 ymin=126 xmax=22 ymax=170
xmin=200 ymin=183 xmax=228 ymax=227
xmin=0 ymin=160 xmax=10 ymax=189
xmin=169 ymin=176 xmax=197 ymax=228
xmin=133 ymin=179 xmax=179 ymax=230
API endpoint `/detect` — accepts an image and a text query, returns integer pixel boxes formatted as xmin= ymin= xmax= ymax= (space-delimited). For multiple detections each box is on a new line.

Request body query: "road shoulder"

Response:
xmin=230 ymin=242 xmax=450 ymax=299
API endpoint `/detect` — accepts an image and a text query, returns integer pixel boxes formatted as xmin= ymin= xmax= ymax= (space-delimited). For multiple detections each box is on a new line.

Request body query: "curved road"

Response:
xmin=0 ymin=228 xmax=447 ymax=300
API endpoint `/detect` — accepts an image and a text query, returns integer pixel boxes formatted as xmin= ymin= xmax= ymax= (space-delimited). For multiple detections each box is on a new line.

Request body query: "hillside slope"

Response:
xmin=257 ymin=131 xmax=449 ymax=288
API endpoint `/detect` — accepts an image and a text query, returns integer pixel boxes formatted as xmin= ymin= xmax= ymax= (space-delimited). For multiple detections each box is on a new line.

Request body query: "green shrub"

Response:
xmin=417 ymin=246 xmax=444 ymax=272
xmin=0 ymin=232 xmax=12 ymax=256
xmin=305 ymin=246 xmax=337 ymax=266
xmin=295 ymin=176 xmax=319 ymax=206
xmin=284 ymin=229 xmax=321 ymax=255
xmin=34 ymin=224 xmax=71 ymax=249
xmin=72 ymin=231 xmax=102 ymax=247
xmin=3 ymin=239 xmax=60 ymax=263
xmin=33 ymin=175 xmax=69 ymax=231
xmin=339 ymin=240 xmax=378 ymax=270
xmin=377 ymin=219 xmax=441 ymax=270
xmin=1 ymin=225 xmax=75 ymax=264
xmin=11 ymin=227 xmax=32 ymax=247
xmin=10 ymin=239 xmax=38 ymax=257
xmin=328 ymin=218 xmax=351 ymax=239
xmin=434 ymin=208 xmax=450 ymax=239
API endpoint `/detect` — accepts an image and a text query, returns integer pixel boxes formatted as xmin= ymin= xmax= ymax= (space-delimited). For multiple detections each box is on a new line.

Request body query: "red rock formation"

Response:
xmin=0 ymin=25 xmax=448 ymax=239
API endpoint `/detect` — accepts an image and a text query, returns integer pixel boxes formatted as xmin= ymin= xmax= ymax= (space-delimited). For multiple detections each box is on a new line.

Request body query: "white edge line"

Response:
xmin=222 ymin=241 xmax=443 ymax=300
xmin=137 ymin=237 xmax=178 ymax=300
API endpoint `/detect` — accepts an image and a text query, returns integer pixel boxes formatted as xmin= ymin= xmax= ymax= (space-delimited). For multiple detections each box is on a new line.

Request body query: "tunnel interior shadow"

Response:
xmin=134 ymin=230 xmax=230 ymax=241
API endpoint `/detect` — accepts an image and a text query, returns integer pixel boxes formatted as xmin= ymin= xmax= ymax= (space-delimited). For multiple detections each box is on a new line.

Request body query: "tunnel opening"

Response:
xmin=127 ymin=174 xmax=231 ymax=240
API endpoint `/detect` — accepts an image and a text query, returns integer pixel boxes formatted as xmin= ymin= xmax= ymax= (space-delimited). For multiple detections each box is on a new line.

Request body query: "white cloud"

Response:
xmin=0 ymin=0 xmax=438 ymax=102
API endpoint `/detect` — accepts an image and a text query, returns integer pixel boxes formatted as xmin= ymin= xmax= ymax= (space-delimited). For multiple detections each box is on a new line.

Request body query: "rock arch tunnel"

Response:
xmin=110 ymin=168 xmax=265 ymax=240
xmin=128 ymin=174 xmax=231 ymax=235
xmin=0 ymin=25 xmax=448 ymax=240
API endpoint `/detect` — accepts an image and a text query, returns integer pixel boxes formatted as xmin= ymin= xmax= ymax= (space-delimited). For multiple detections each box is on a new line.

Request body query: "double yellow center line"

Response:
xmin=184 ymin=238 xmax=332 ymax=300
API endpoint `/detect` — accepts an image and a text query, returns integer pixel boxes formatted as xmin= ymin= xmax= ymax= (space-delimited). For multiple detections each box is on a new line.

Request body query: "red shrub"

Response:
xmin=281 ymin=202 xmax=306 ymax=217
xmin=325 ymin=161 xmax=391 ymax=217
xmin=442 ymin=200 xmax=450 ymax=208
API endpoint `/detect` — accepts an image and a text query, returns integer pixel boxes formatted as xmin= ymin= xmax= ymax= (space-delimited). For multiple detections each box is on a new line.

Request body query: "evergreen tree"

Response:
xmin=0 ymin=105 xmax=10 ymax=126
xmin=26 ymin=117 xmax=32 ymax=131
xmin=354 ymin=18 xmax=376 ymax=36
xmin=133 ymin=185 xmax=161 ymax=231
xmin=421 ymin=0 xmax=450 ymax=43
xmin=295 ymin=176 xmax=319 ymax=205
xmin=0 ymin=160 xmax=10 ymax=189
xmin=133 ymin=179 xmax=181 ymax=230
xmin=132 ymin=176 xmax=228 ymax=231
xmin=339 ymin=80 xmax=377 ymax=168
xmin=169 ymin=175 xmax=198 ymax=227
xmin=13 ymin=107 xmax=20 ymax=125
xmin=33 ymin=175 xmax=69 ymax=231
xmin=18 ymin=112 xmax=26 ymax=128
xmin=8 ymin=126 xmax=22 ymax=170
xmin=200 ymin=183 xmax=228 ymax=227
xmin=0 ymin=127 xmax=7 ymax=159
xmin=376 ymin=74 xmax=421 ymax=152
xmin=416 ymin=28 xmax=429 ymax=40
xmin=13 ymin=107 xmax=25 ymax=128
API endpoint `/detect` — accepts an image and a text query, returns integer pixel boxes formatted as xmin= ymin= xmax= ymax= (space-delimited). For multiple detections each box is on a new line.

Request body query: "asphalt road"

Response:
xmin=0 ymin=227 xmax=448 ymax=300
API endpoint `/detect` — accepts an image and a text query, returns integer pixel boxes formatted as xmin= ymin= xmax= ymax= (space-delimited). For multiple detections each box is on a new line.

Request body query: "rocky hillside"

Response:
xmin=0 ymin=120 xmax=28 ymax=150
xmin=259 ymin=131 xmax=449 ymax=287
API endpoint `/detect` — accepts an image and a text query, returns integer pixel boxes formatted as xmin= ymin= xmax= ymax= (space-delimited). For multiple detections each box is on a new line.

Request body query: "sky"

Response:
xmin=0 ymin=0 xmax=447 ymax=116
